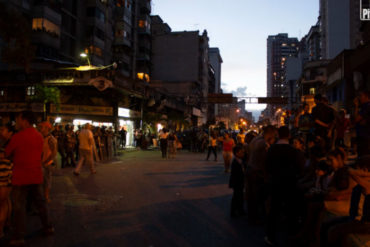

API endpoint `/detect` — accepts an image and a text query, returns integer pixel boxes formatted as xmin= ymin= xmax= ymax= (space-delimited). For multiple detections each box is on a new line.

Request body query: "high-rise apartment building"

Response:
xmin=151 ymin=15 xmax=210 ymax=124
xmin=1 ymin=0 xmax=151 ymax=78
xmin=319 ymin=0 xmax=362 ymax=59
xmin=266 ymin=33 xmax=299 ymax=98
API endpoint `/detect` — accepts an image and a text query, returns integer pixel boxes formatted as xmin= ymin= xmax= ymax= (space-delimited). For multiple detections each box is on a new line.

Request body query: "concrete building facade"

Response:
xmin=151 ymin=15 xmax=211 ymax=125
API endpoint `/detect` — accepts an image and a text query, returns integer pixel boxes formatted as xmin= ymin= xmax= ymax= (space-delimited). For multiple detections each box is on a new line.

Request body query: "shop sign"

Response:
xmin=208 ymin=93 xmax=233 ymax=104
xmin=118 ymin=107 xmax=140 ymax=118
xmin=50 ymin=104 xmax=113 ymax=116
xmin=0 ymin=103 xmax=44 ymax=112
xmin=88 ymin=76 xmax=113 ymax=91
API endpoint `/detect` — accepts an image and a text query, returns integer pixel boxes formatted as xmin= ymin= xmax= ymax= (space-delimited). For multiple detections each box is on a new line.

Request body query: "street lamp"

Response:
xmin=80 ymin=52 xmax=91 ymax=66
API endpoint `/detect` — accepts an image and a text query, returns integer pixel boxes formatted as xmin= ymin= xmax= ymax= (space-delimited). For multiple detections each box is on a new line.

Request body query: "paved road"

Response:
xmin=25 ymin=150 xmax=266 ymax=247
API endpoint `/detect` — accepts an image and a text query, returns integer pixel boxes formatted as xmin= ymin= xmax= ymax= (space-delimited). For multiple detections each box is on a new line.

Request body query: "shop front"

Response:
xmin=118 ymin=107 xmax=140 ymax=147
xmin=49 ymin=104 xmax=114 ymax=130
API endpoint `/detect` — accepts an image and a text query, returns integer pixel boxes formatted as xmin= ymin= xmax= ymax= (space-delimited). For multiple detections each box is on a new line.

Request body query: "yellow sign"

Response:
xmin=50 ymin=104 xmax=113 ymax=116
xmin=0 ymin=103 xmax=44 ymax=112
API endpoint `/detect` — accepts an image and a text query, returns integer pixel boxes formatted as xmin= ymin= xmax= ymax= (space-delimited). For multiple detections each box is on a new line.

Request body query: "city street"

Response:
xmin=26 ymin=150 xmax=266 ymax=247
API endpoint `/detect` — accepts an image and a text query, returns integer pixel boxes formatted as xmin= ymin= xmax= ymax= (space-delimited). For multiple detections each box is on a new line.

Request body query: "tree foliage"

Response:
xmin=30 ymin=85 xmax=61 ymax=106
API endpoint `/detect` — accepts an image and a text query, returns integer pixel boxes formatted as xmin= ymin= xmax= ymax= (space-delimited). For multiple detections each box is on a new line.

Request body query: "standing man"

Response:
xmin=246 ymin=125 xmax=276 ymax=225
xmin=354 ymin=90 xmax=370 ymax=157
xmin=52 ymin=124 xmax=66 ymax=168
xmin=74 ymin=123 xmax=96 ymax=175
xmin=311 ymin=94 xmax=335 ymax=151
xmin=119 ymin=127 xmax=127 ymax=149
xmin=38 ymin=121 xmax=57 ymax=203
xmin=159 ymin=128 xmax=168 ymax=159
xmin=264 ymin=126 xmax=304 ymax=246
xmin=5 ymin=111 xmax=53 ymax=246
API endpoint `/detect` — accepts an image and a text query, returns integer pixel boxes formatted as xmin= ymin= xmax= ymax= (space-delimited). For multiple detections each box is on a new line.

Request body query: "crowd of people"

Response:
xmin=0 ymin=111 xmax=128 ymax=246
xmin=0 ymin=90 xmax=368 ymax=246
xmin=224 ymin=91 xmax=369 ymax=247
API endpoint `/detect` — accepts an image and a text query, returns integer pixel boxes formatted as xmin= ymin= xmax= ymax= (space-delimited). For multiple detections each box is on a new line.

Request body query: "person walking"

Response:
xmin=5 ymin=111 xmax=53 ymax=246
xmin=74 ymin=123 xmax=96 ymax=176
xmin=167 ymin=131 xmax=178 ymax=159
xmin=65 ymin=125 xmax=76 ymax=167
xmin=219 ymin=133 xmax=235 ymax=173
xmin=52 ymin=124 xmax=66 ymax=168
xmin=206 ymin=132 xmax=218 ymax=161
xmin=38 ymin=122 xmax=57 ymax=203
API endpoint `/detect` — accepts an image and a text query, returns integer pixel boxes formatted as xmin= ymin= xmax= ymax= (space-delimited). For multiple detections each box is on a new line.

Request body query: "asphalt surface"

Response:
xmin=21 ymin=150 xmax=266 ymax=247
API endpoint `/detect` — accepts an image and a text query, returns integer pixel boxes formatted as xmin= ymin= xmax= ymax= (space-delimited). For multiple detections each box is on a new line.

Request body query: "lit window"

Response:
xmin=27 ymin=86 xmax=35 ymax=96
xmin=281 ymin=43 xmax=287 ymax=47
xmin=137 ymin=72 xmax=150 ymax=82
xmin=32 ymin=18 xmax=60 ymax=36
xmin=310 ymin=88 xmax=315 ymax=95
xmin=116 ymin=0 xmax=125 ymax=7
xmin=0 ymin=89 xmax=4 ymax=96
xmin=138 ymin=20 xmax=146 ymax=28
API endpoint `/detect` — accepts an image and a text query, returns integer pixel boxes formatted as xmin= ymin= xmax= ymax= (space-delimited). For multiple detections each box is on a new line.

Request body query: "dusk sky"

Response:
xmin=152 ymin=0 xmax=319 ymax=118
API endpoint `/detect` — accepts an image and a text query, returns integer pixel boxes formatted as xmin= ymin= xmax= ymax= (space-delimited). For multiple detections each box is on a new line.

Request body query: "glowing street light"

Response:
xmin=80 ymin=52 xmax=91 ymax=66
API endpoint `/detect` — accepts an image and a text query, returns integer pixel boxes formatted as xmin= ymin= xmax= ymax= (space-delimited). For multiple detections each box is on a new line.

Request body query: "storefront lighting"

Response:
xmin=118 ymin=108 xmax=130 ymax=117
xmin=157 ymin=123 xmax=163 ymax=132
xmin=73 ymin=119 xmax=92 ymax=126
xmin=55 ymin=117 xmax=61 ymax=123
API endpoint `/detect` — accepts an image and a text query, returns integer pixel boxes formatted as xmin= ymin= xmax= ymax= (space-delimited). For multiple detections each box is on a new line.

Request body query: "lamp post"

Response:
xmin=80 ymin=52 xmax=91 ymax=66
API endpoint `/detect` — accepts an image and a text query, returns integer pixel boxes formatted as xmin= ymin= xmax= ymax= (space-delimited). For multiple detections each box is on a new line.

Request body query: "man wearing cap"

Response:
xmin=74 ymin=123 xmax=96 ymax=175
xmin=38 ymin=121 xmax=57 ymax=203
xmin=5 ymin=111 xmax=53 ymax=246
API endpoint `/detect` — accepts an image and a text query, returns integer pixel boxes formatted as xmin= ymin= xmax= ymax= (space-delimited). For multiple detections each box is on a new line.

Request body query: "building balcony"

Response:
xmin=91 ymin=35 xmax=105 ymax=49
xmin=115 ymin=8 xmax=132 ymax=25
xmin=301 ymin=75 xmax=326 ymax=84
xmin=138 ymin=40 xmax=151 ymax=50
xmin=32 ymin=30 xmax=60 ymax=49
xmin=136 ymin=52 xmax=150 ymax=61
xmin=32 ymin=5 xmax=61 ymax=25
xmin=114 ymin=37 xmax=131 ymax=48
xmin=138 ymin=26 xmax=151 ymax=35
xmin=114 ymin=53 xmax=131 ymax=65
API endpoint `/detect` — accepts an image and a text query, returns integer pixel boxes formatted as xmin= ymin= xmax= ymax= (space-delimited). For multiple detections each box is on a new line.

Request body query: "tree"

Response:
xmin=0 ymin=3 xmax=36 ymax=71
xmin=29 ymin=85 xmax=61 ymax=120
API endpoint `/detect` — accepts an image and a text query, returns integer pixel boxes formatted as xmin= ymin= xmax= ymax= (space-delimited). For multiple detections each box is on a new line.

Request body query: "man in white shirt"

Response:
xmin=74 ymin=123 xmax=96 ymax=175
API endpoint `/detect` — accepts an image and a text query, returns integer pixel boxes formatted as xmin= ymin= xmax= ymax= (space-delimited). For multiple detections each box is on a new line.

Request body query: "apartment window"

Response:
xmin=309 ymin=88 xmax=315 ymax=95
xmin=95 ymin=28 xmax=105 ymax=41
xmin=87 ymin=7 xmax=105 ymax=22
xmin=137 ymin=72 xmax=150 ymax=82
xmin=32 ymin=18 xmax=61 ymax=36
xmin=138 ymin=20 xmax=147 ymax=28
xmin=116 ymin=0 xmax=125 ymax=7
xmin=27 ymin=86 xmax=36 ymax=96
xmin=89 ymin=46 xmax=103 ymax=57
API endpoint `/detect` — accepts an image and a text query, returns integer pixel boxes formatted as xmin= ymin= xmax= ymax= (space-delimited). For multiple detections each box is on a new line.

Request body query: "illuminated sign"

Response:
xmin=361 ymin=0 xmax=370 ymax=20
xmin=118 ymin=108 xmax=130 ymax=117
